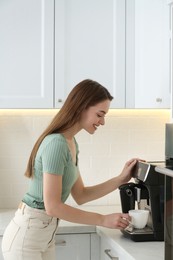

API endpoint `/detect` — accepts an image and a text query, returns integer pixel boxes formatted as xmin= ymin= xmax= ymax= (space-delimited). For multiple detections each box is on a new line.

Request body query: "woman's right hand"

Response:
xmin=101 ymin=213 xmax=131 ymax=230
xmin=118 ymin=158 xmax=146 ymax=185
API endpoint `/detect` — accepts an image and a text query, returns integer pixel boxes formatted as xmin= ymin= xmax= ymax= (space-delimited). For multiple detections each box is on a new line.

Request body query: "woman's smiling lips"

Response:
xmin=93 ymin=124 xmax=99 ymax=130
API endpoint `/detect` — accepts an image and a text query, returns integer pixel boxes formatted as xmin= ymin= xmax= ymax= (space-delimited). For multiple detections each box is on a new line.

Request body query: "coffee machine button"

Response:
xmin=126 ymin=189 xmax=133 ymax=196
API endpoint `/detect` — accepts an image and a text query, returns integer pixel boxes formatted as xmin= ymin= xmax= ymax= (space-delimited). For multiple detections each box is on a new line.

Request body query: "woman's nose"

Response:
xmin=99 ymin=117 xmax=105 ymax=125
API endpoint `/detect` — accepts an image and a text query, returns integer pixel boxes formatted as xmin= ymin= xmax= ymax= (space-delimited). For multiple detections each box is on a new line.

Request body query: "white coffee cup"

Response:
xmin=128 ymin=209 xmax=149 ymax=229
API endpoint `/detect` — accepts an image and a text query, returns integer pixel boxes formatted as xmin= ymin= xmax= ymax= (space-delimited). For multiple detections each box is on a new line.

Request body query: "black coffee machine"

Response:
xmin=119 ymin=161 xmax=164 ymax=242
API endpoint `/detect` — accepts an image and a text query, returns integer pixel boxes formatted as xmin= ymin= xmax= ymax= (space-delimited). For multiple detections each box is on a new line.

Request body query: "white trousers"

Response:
xmin=1 ymin=203 xmax=59 ymax=260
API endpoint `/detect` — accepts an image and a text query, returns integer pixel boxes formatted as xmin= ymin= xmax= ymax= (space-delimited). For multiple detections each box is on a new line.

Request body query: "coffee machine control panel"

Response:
xmin=133 ymin=162 xmax=151 ymax=182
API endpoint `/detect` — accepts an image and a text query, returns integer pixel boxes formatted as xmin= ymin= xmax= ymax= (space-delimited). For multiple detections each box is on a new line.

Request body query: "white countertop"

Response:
xmin=97 ymin=227 xmax=164 ymax=260
xmin=0 ymin=205 xmax=164 ymax=260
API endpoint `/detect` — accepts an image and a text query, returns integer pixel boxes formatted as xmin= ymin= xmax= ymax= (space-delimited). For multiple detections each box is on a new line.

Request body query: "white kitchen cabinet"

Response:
xmin=126 ymin=0 xmax=170 ymax=108
xmin=55 ymin=234 xmax=90 ymax=260
xmin=55 ymin=233 xmax=100 ymax=260
xmin=100 ymin=235 xmax=133 ymax=260
xmin=0 ymin=0 xmax=54 ymax=108
xmin=54 ymin=0 xmax=126 ymax=108
xmin=0 ymin=0 xmax=126 ymax=109
xmin=0 ymin=0 xmax=170 ymax=109
xmin=55 ymin=0 xmax=170 ymax=109
xmin=0 ymin=233 xmax=100 ymax=260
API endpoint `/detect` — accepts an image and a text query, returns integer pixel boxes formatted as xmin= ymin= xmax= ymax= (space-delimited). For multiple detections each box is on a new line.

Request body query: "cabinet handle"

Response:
xmin=55 ymin=240 xmax=66 ymax=246
xmin=57 ymin=99 xmax=63 ymax=103
xmin=104 ymin=249 xmax=119 ymax=260
xmin=156 ymin=98 xmax=162 ymax=103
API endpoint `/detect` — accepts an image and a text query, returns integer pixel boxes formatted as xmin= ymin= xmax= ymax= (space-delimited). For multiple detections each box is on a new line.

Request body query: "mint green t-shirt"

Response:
xmin=23 ymin=134 xmax=79 ymax=209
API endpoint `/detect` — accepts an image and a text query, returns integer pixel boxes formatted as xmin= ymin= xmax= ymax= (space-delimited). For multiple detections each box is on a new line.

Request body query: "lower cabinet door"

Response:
xmin=55 ymin=234 xmax=90 ymax=260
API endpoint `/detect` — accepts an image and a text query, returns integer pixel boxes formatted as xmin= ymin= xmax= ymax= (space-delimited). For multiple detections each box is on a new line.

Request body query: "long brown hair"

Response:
xmin=25 ymin=79 xmax=113 ymax=178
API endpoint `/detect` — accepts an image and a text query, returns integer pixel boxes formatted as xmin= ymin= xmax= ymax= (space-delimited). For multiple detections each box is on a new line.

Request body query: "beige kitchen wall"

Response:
xmin=0 ymin=109 xmax=171 ymax=209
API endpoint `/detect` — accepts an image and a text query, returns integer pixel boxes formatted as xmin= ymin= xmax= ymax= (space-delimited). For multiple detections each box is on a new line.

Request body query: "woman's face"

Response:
xmin=79 ymin=99 xmax=111 ymax=134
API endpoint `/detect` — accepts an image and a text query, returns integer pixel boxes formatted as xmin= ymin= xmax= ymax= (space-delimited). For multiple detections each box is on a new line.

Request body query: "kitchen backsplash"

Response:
xmin=0 ymin=109 xmax=170 ymax=209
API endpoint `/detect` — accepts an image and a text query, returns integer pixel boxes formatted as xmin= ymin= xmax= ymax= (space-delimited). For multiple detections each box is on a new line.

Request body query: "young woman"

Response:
xmin=2 ymin=79 xmax=138 ymax=260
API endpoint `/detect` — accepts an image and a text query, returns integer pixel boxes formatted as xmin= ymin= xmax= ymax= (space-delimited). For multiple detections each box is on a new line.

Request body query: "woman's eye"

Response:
xmin=97 ymin=114 xmax=103 ymax=118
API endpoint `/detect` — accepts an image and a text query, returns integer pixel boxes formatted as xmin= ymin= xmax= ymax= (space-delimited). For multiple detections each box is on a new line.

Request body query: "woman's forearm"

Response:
xmin=73 ymin=158 xmax=137 ymax=205
xmin=46 ymin=201 xmax=130 ymax=230
xmin=47 ymin=202 xmax=104 ymax=226
xmin=77 ymin=176 xmax=122 ymax=204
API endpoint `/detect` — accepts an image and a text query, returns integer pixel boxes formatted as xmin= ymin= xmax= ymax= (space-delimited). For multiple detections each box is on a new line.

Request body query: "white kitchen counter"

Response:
xmin=0 ymin=206 xmax=164 ymax=260
xmin=97 ymin=227 xmax=164 ymax=260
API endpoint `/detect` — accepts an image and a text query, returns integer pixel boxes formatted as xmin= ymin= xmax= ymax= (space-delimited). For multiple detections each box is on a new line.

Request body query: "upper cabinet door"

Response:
xmin=126 ymin=0 xmax=170 ymax=108
xmin=55 ymin=0 xmax=126 ymax=108
xmin=0 ymin=0 xmax=54 ymax=108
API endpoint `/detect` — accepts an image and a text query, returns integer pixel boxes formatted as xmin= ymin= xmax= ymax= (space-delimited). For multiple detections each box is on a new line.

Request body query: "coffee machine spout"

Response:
xmin=135 ymin=186 xmax=141 ymax=209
